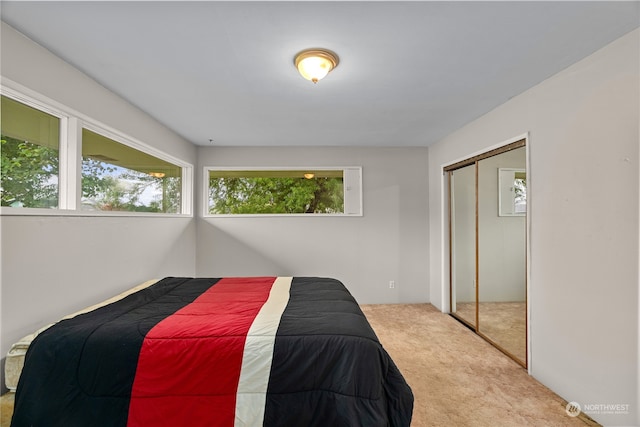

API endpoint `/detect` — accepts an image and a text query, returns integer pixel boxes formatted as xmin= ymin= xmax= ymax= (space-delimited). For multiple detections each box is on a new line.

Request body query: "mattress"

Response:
xmin=10 ymin=277 xmax=413 ymax=426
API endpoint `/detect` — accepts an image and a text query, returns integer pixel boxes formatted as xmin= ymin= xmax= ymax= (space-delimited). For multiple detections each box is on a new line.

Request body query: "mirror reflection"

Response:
xmin=450 ymin=165 xmax=476 ymax=328
xmin=449 ymin=144 xmax=527 ymax=367
xmin=478 ymin=147 xmax=526 ymax=364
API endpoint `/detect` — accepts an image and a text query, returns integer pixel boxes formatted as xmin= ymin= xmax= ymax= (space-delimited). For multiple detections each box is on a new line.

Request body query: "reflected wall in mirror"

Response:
xmin=450 ymin=165 xmax=476 ymax=328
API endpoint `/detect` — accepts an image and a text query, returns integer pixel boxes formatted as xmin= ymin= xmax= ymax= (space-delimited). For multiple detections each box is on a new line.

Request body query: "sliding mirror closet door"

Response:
xmin=448 ymin=140 xmax=527 ymax=367
xmin=477 ymin=146 xmax=527 ymax=365
xmin=450 ymin=164 xmax=476 ymax=328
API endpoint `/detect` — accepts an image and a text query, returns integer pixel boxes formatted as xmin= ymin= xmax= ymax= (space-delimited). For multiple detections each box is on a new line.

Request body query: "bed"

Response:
xmin=9 ymin=276 xmax=413 ymax=426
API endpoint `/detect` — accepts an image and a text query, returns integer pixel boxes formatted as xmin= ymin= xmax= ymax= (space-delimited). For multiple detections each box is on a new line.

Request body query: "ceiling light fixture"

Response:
xmin=149 ymin=172 xmax=166 ymax=178
xmin=303 ymin=173 xmax=315 ymax=179
xmin=294 ymin=48 xmax=339 ymax=84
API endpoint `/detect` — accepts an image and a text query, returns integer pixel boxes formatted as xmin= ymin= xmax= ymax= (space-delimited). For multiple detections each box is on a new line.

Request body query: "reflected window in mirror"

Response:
xmin=499 ymin=168 xmax=526 ymax=216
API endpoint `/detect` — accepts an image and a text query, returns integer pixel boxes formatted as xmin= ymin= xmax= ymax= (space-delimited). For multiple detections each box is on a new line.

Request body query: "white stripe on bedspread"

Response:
xmin=235 ymin=276 xmax=292 ymax=427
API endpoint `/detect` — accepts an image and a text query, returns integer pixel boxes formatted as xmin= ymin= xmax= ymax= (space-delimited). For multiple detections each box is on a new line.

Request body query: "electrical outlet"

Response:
xmin=389 ymin=280 xmax=395 ymax=289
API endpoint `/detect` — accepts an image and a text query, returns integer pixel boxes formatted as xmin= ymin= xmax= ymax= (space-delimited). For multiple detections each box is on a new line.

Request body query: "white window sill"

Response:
xmin=0 ymin=207 xmax=192 ymax=218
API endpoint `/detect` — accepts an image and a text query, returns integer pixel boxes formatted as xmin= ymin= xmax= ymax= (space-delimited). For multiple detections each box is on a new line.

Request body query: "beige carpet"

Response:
xmin=1 ymin=304 xmax=597 ymax=426
xmin=360 ymin=304 xmax=597 ymax=427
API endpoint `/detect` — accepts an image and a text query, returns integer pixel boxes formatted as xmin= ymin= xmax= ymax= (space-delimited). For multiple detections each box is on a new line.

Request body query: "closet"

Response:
xmin=447 ymin=140 xmax=527 ymax=367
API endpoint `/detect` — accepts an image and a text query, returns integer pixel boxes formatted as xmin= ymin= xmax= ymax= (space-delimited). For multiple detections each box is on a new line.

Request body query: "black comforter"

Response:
xmin=11 ymin=277 xmax=413 ymax=426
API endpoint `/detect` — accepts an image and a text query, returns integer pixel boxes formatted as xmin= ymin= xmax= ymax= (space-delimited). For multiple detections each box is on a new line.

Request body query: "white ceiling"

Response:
xmin=1 ymin=1 xmax=638 ymax=147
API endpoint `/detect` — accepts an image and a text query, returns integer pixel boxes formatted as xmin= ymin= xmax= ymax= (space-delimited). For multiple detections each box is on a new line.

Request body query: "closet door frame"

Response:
xmin=445 ymin=138 xmax=528 ymax=368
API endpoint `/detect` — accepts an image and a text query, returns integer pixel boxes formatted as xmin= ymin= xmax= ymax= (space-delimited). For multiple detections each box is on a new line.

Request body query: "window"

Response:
xmin=205 ymin=167 xmax=362 ymax=216
xmin=1 ymin=95 xmax=61 ymax=208
xmin=0 ymin=87 xmax=192 ymax=216
xmin=81 ymin=129 xmax=182 ymax=213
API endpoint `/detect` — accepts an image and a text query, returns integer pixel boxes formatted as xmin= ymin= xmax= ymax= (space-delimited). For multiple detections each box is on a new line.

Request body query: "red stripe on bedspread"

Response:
xmin=127 ymin=277 xmax=277 ymax=427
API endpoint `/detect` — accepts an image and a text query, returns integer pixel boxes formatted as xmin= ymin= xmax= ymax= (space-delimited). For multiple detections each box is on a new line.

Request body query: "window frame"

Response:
xmin=1 ymin=85 xmax=69 ymax=210
xmin=1 ymin=80 xmax=193 ymax=217
xmin=203 ymin=166 xmax=363 ymax=218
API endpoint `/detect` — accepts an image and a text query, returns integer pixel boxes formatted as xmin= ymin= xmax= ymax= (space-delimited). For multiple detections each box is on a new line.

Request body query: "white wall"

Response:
xmin=0 ymin=22 xmax=198 ymax=390
xmin=196 ymin=146 xmax=430 ymax=304
xmin=428 ymin=29 xmax=639 ymax=426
